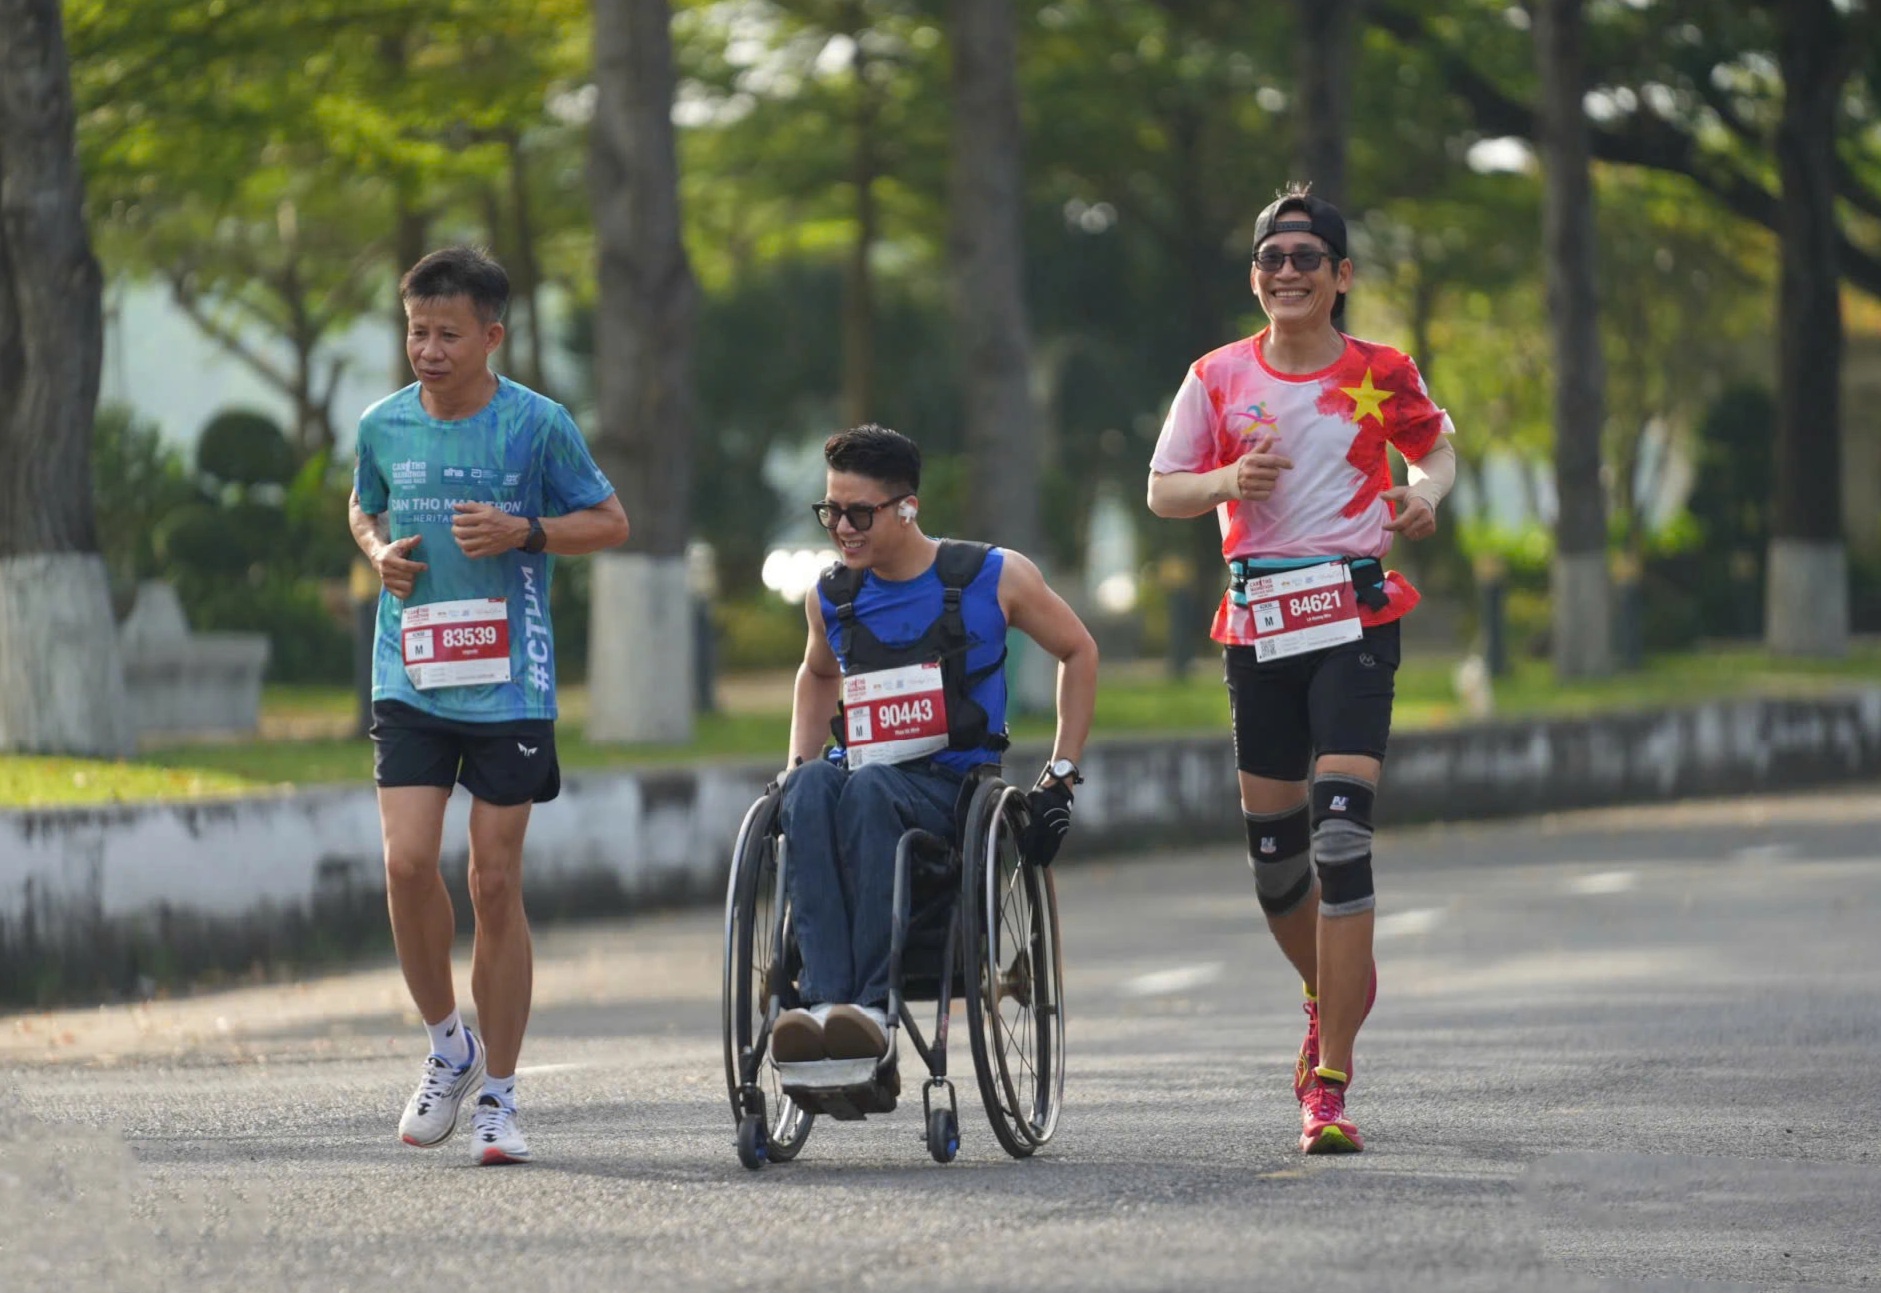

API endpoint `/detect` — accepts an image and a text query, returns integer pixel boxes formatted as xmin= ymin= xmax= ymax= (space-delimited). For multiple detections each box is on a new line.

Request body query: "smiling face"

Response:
xmin=821 ymin=469 xmax=917 ymax=571
xmin=405 ymin=294 xmax=503 ymax=404
xmin=1250 ymin=233 xmax=1352 ymax=335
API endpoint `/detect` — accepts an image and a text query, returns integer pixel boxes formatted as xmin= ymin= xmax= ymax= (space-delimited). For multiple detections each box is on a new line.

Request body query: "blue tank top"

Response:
xmin=818 ymin=545 xmax=1009 ymax=774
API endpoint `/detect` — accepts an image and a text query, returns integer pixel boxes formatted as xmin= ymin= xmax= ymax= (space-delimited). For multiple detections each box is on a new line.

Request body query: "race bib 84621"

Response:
xmin=1240 ymin=560 xmax=1363 ymax=663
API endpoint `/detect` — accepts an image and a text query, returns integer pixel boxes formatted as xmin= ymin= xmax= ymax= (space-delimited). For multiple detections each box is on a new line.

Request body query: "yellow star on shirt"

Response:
xmin=1340 ymin=368 xmax=1395 ymax=426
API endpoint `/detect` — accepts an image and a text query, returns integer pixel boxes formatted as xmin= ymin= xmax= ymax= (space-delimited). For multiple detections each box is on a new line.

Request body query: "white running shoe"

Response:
xmin=470 ymin=1094 xmax=531 ymax=1165
xmin=398 ymin=1032 xmax=486 ymax=1148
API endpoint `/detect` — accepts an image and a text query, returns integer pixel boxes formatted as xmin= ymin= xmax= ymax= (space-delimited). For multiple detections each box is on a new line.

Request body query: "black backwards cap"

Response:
xmin=1251 ymin=192 xmax=1348 ymax=260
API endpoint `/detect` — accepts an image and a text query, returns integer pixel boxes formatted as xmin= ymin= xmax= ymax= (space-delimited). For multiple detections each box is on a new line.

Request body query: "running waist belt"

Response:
xmin=1227 ymin=556 xmax=1388 ymax=612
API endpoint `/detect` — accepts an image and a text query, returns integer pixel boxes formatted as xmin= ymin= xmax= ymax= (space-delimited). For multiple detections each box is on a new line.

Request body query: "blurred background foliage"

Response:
xmin=64 ymin=0 xmax=1881 ymax=681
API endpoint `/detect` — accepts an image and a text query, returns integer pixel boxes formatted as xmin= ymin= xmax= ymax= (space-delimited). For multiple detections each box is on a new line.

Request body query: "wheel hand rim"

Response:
xmin=983 ymin=787 xmax=1056 ymax=1144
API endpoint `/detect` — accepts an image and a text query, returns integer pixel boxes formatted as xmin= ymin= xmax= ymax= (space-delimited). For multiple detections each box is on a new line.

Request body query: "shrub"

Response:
xmin=715 ymin=594 xmax=807 ymax=671
xmin=198 ymin=408 xmax=296 ymax=488
xmin=174 ymin=571 xmax=352 ymax=683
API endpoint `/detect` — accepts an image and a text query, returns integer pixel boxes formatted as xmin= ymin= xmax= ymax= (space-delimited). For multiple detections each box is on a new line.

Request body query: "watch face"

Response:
xmin=1050 ymin=759 xmax=1077 ymax=779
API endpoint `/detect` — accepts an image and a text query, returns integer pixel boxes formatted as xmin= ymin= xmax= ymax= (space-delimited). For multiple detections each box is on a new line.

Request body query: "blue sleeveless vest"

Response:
xmin=816 ymin=540 xmax=1009 ymax=774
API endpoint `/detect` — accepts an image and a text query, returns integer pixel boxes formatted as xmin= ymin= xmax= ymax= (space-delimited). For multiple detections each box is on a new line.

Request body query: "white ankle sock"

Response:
xmin=482 ymin=1073 xmax=518 ymax=1108
xmin=424 ymin=1010 xmax=472 ymax=1067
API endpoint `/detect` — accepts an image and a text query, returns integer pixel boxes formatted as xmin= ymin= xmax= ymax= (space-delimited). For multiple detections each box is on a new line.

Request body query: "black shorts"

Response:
xmin=369 ymin=701 xmax=561 ymax=806
xmin=1224 ymin=620 xmax=1401 ymax=782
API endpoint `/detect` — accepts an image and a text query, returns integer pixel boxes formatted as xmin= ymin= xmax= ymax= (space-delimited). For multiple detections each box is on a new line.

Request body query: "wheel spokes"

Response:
xmin=981 ymin=792 xmax=1054 ymax=1142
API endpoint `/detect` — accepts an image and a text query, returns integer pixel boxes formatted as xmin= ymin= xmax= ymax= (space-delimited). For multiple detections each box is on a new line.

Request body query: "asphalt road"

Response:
xmin=5 ymin=788 xmax=1880 ymax=1292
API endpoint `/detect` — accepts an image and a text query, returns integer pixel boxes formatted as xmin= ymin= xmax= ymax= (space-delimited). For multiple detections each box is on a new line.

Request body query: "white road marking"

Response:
xmin=514 ymin=1062 xmax=594 ymax=1077
xmin=1121 ymin=962 xmax=1223 ymax=998
xmin=1569 ymin=870 xmax=1639 ymax=895
xmin=1375 ymin=907 xmax=1443 ymax=939
xmin=1731 ymin=843 xmax=1799 ymax=863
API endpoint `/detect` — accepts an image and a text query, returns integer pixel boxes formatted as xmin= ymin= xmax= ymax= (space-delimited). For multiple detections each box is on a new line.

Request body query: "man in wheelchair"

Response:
xmin=772 ymin=423 xmax=1099 ymax=1068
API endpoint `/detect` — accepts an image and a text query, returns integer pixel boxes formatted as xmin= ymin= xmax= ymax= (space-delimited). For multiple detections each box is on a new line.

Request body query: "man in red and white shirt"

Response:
xmin=1147 ymin=186 xmax=1456 ymax=1155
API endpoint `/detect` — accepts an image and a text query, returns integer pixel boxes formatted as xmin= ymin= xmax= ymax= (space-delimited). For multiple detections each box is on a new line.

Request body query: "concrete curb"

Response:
xmin=4 ymin=690 xmax=1879 ymax=1005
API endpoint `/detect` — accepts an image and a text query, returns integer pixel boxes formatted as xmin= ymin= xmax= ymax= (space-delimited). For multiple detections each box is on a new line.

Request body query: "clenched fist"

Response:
xmin=452 ymin=501 xmax=528 ymax=558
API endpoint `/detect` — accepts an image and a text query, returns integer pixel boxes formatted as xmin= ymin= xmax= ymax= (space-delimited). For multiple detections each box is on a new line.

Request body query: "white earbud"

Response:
xmin=898 ymin=500 xmax=917 ymax=522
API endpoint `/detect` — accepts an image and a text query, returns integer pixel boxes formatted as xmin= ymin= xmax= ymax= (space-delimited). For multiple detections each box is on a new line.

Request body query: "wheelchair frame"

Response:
xmin=721 ymin=769 xmax=1066 ymax=1168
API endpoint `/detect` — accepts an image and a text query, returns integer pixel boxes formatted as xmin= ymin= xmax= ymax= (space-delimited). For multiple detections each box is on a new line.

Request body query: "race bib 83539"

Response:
xmin=401 ymin=597 xmax=512 ymax=690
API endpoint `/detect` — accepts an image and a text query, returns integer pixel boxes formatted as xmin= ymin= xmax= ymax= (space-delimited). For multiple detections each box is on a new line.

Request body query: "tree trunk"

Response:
xmin=1167 ymin=105 xmax=1225 ymax=365
xmin=0 ymin=0 xmax=132 ymax=752
xmin=950 ymin=0 xmax=1040 ymax=557
xmin=507 ymin=133 xmax=550 ymax=398
xmin=1408 ymin=271 xmax=1438 ymax=388
xmin=1292 ymin=0 xmax=1360 ymax=207
xmin=842 ymin=3 xmax=878 ymax=427
xmin=951 ymin=0 xmax=1054 ymax=711
xmin=382 ymin=29 xmax=425 ymax=392
xmin=0 ymin=0 xmax=133 ymax=755
xmin=1533 ymin=0 xmax=1612 ymax=678
xmin=392 ymin=188 xmax=428 ymax=389
xmin=587 ymin=0 xmax=699 ymax=742
xmin=1765 ymin=0 xmax=1848 ymax=657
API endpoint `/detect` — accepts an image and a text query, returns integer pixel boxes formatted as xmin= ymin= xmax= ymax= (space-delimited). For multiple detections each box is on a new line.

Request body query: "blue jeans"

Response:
xmin=779 ymin=757 xmax=964 ymax=1010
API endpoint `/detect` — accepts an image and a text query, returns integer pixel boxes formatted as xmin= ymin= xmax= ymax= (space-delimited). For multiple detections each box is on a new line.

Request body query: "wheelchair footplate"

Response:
xmin=776 ymin=1056 xmax=900 ymax=1121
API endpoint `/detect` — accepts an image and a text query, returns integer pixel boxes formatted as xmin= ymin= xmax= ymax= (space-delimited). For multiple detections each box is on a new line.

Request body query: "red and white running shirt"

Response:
xmin=1150 ymin=331 xmax=1455 ymax=644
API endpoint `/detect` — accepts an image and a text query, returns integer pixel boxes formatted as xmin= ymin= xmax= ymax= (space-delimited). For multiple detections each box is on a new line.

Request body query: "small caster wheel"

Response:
xmin=926 ymin=1107 xmax=959 ymax=1164
xmin=736 ymin=1113 xmax=769 ymax=1170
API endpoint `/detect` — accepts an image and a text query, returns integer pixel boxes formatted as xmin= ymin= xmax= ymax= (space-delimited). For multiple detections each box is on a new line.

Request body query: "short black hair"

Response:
xmin=400 ymin=246 xmax=510 ymax=326
xmin=824 ymin=423 xmax=921 ymax=495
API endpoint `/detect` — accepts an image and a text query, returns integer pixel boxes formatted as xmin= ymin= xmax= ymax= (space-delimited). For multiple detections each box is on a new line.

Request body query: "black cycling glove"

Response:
xmin=1024 ymin=781 xmax=1075 ymax=865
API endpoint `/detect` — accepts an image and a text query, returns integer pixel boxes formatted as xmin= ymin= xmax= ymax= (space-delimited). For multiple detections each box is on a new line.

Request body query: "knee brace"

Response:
xmin=1245 ymin=803 xmax=1312 ymax=916
xmin=1311 ymin=774 xmax=1376 ymax=916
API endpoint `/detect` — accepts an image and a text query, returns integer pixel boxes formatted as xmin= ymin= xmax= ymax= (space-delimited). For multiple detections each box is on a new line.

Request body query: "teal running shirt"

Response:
xmin=353 ymin=377 xmax=615 ymax=723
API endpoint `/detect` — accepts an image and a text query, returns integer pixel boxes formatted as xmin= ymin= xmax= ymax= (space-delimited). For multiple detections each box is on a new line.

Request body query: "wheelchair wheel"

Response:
xmin=926 ymin=1106 xmax=960 ymax=1164
xmin=722 ymin=788 xmax=814 ymax=1163
xmin=961 ymin=778 xmax=1067 ymax=1158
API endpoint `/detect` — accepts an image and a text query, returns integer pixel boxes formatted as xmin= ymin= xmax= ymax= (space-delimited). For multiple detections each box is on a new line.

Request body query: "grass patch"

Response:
xmin=4 ymin=641 xmax=1877 ymax=808
xmin=0 ymin=757 xmax=274 ymax=809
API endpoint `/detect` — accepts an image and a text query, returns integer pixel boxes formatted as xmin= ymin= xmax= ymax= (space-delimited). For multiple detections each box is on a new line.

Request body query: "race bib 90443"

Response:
xmin=843 ymin=662 xmax=949 ymax=768
xmin=1240 ymin=560 xmax=1363 ymax=663
xmin=401 ymin=597 xmax=512 ymax=690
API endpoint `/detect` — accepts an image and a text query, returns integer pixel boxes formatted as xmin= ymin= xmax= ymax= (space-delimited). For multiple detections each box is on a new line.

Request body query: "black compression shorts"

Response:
xmin=1223 ymin=619 xmax=1401 ymax=782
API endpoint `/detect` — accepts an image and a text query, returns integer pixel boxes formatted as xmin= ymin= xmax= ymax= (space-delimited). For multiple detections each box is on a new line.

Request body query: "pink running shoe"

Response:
xmin=1299 ymin=1068 xmax=1363 ymax=1154
xmin=1293 ymin=997 xmax=1321 ymax=1103
xmin=1294 ymin=962 xmax=1378 ymax=1103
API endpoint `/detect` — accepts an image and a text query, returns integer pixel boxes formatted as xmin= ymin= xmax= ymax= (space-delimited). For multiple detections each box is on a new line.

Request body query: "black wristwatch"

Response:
xmin=521 ymin=516 xmax=547 ymax=554
xmin=1040 ymin=757 xmax=1082 ymax=788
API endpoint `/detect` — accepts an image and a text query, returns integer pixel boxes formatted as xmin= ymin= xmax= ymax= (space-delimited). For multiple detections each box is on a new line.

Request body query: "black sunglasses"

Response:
xmin=812 ymin=494 xmax=911 ymax=532
xmin=1254 ymin=247 xmax=1335 ymax=274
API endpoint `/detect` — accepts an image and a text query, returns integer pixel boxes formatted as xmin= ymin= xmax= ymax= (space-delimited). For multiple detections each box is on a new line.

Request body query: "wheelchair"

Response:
xmin=721 ymin=766 xmax=1066 ymax=1168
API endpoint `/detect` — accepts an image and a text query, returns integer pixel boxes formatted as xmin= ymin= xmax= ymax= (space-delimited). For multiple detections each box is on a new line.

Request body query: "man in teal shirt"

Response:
xmin=350 ymin=246 xmax=629 ymax=1165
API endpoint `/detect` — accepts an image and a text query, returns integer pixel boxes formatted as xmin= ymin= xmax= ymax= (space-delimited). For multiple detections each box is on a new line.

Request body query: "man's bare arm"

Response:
xmin=351 ymin=489 xmax=426 ymax=599
xmin=449 ymin=494 xmax=631 ymax=559
xmin=349 ymin=490 xmax=388 ymax=556
xmin=1146 ymin=467 xmax=1238 ymax=518
xmin=999 ymin=552 xmax=1099 ymax=769
xmin=1149 ymin=435 xmax=1294 ymax=518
